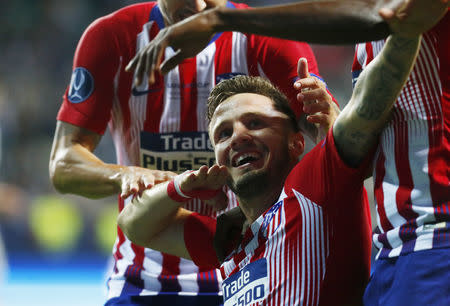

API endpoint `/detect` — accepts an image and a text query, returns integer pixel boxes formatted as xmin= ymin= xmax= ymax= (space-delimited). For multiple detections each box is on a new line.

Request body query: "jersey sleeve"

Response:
xmin=247 ymin=35 xmax=338 ymax=119
xmin=56 ymin=15 xmax=122 ymax=135
xmin=184 ymin=212 xmax=220 ymax=269
xmin=285 ymin=128 xmax=372 ymax=209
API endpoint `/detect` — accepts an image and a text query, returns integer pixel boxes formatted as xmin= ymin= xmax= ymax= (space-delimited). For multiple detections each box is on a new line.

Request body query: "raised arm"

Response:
xmin=126 ymin=0 xmax=412 ymax=83
xmin=332 ymin=0 xmax=448 ymax=167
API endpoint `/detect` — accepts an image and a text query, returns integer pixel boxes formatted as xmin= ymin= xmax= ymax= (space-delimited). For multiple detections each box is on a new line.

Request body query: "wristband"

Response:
xmin=167 ymin=173 xmax=222 ymax=202
xmin=167 ymin=175 xmax=191 ymax=202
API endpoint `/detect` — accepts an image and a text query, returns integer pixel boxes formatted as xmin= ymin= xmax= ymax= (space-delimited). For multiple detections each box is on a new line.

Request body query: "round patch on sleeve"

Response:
xmin=68 ymin=67 xmax=94 ymax=103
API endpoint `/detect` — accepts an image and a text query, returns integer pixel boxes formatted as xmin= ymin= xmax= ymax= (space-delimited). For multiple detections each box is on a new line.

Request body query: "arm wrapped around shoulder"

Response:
xmin=184 ymin=212 xmax=220 ymax=269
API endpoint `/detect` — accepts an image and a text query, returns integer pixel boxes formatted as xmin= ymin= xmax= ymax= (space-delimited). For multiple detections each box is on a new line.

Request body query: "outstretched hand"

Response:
xmin=294 ymin=58 xmax=339 ymax=136
xmin=178 ymin=165 xmax=230 ymax=211
xmin=117 ymin=167 xmax=176 ymax=199
xmin=380 ymin=0 xmax=449 ymax=37
xmin=125 ymin=10 xmax=216 ymax=85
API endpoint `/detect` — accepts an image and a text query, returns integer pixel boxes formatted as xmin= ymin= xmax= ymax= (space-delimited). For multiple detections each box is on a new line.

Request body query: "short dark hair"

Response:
xmin=207 ymin=76 xmax=299 ymax=132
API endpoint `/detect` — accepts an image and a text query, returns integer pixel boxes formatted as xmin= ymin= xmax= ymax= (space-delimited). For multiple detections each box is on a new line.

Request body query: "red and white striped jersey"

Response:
xmin=56 ymin=1 xmax=328 ymax=300
xmin=352 ymin=12 xmax=450 ymax=259
xmin=189 ymin=130 xmax=372 ymax=305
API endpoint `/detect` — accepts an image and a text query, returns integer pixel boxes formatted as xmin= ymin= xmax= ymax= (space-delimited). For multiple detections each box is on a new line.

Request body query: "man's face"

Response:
xmin=209 ymin=93 xmax=303 ymax=198
xmin=158 ymin=0 xmax=224 ymax=25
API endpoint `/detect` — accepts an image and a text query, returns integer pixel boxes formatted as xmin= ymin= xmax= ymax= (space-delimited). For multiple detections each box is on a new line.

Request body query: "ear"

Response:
xmin=289 ymin=132 xmax=304 ymax=160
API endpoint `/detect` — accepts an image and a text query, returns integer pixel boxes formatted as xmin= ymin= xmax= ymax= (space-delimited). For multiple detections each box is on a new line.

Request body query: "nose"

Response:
xmin=230 ymin=122 xmax=252 ymax=150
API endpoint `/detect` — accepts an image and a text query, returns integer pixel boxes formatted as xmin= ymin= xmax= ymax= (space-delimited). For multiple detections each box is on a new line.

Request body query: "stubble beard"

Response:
xmin=228 ymin=168 xmax=269 ymax=200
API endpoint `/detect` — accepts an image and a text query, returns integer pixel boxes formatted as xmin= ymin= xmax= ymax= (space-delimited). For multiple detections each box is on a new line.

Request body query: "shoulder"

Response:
xmin=85 ymin=2 xmax=156 ymax=37
xmin=284 ymin=130 xmax=367 ymax=204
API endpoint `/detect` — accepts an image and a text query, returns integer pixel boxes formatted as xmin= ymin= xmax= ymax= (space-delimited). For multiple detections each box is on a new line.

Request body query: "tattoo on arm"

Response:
xmin=356 ymin=37 xmax=419 ymax=121
xmin=334 ymin=35 xmax=421 ymax=167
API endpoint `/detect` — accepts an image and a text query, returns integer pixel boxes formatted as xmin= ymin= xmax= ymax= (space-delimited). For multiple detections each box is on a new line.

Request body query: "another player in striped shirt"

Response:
xmin=119 ymin=8 xmax=437 ymax=301
xmin=352 ymin=8 xmax=450 ymax=306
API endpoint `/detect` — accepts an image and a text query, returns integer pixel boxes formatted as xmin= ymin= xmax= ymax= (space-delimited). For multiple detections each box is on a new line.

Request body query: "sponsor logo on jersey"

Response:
xmin=216 ymin=73 xmax=246 ymax=84
xmin=131 ymin=86 xmax=163 ymax=96
xmin=261 ymin=200 xmax=282 ymax=238
xmin=223 ymin=258 xmax=269 ymax=306
xmin=140 ymin=131 xmax=215 ymax=173
xmin=68 ymin=67 xmax=94 ymax=103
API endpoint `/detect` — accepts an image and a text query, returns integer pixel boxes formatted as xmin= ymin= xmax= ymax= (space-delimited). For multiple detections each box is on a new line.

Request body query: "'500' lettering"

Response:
xmin=226 ymin=284 xmax=264 ymax=306
xmin=223 ymin=258 xmax=268 ymax=306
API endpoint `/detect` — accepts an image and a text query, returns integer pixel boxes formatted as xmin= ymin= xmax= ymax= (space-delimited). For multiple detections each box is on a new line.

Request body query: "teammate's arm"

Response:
xmin=49 ymin=121 xmax=176 ymax=199
xmin=126 ymin=0 xmax=411 ymax=84
xmin=332 ymin=0 xmax=448 ymax=167
xmin=332 ymin=35 xmax=420 ymax=167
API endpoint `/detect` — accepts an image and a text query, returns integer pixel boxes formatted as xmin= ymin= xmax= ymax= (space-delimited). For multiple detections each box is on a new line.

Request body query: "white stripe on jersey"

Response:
xmin=231 ymin=32 xmax=249 ymax=74
xmin=196 ymin=43 xmax=216 ymax=131
xmin=294 ymin=189 xmax=327 ymax=306
xmin=160 ymin=48 xmax=181 ymax=133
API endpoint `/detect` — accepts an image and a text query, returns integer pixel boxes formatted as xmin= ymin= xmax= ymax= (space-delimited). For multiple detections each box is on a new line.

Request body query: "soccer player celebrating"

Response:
xmin=49 ymin=1 xmax=338 ymax=305
xmin=118 ymin=4 xmax=446 ymax=304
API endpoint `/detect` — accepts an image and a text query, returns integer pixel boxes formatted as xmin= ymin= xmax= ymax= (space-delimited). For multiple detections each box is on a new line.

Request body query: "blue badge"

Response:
xmin=216 ymin=72 xmax=245 ymax=84
xmin=261 ymin=200 xmax=282 ymax=237
xmin=352 ymin=70 xmax=362 ymax=89
xmin=68 ymin=67 xmax=94 ymax=103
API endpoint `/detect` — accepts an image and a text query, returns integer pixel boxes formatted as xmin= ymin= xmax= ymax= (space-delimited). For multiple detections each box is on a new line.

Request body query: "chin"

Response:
xmin=228 ymin=169 xmax=268 ymax=199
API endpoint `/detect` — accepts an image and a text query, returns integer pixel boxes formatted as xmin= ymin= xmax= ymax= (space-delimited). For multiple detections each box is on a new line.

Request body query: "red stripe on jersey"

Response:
xmin=419 ymin=34 xmax=449 ymax=206
xmin=394 ymin=123 xmax=418 ymax=222
xmin=351 ymin=44 xmax=362 ymax=72
xmin=364 ymin=43 xmax=374 ymax=67
xmin=178 ymin=57 xmax=198 ymax=131
xmin=374 ymin=148 xmax=393 ymax=232
xmin=214 ymin=31 xmax=233 ymax=79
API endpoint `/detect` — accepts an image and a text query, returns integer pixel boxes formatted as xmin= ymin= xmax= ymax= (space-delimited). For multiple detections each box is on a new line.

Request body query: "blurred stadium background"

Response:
xmin=0 ymin=1 xmax=370 ymax=305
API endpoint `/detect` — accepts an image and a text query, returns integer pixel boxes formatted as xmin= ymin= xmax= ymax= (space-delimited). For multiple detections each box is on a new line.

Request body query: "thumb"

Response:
xmin=297 ymin=57 xmax=309 ymax=80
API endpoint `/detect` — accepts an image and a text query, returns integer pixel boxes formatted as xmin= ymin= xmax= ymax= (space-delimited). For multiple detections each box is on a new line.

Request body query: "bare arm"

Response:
xmin=118 ymin=180 xmax=193 ymax=258
xmin=214 ymin=0 xmax=390 ymax=44
xmin=118 ymin=165 xmax=228 ymax=258
xmin=127 ymin=0 xmax=404 ymax=83
xmin=49 ymin=121 xmax=176 ymax=199
xmin=332 ymin=0 xmax=448 ymax=167
xmin=333 ymin=34 xmax=420 ymax=167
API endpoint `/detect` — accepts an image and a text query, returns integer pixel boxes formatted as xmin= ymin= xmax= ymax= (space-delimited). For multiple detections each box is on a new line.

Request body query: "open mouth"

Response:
xmin=232 ymin=152 xmax=262 ymax=168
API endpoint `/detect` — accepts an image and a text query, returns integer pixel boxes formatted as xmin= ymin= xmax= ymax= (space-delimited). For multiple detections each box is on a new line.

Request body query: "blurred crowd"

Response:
xmin=0 ymin=0 xmax=356 ymax=272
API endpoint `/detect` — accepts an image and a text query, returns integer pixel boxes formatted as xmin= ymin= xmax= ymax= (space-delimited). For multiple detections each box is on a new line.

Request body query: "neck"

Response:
xmin=237 ymin=179 xmax=284 ymax=224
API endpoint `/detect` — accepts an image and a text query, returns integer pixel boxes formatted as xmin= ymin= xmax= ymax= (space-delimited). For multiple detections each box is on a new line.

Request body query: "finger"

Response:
xmin=300 ymin=87 xmax=331 ymax=104
xmin=160 ymin=49 xmax=186 ymax=74
xmin=207 ymin=164 xmax=222 ymax=177
xmin=197 ymin=165 xmax=209 ymax=179
xmin=129 ymin=180 xmax=139 ymax=195
xmin=125 ymin=56 xmax=138 ymax=72
xmin=121 ymin=180 xmax=131 ymax=199
xmin=144 ymin=48 xmax=155 ymax=85
xmin=142 ymin=176 xmax=155 ymax=189
xmin=296 ymin=77 xmax=324 ymax=92
xmin=303 ymin=100 xmax=331 ymax=115
xmin=133 ymin=53 xmax=145 ymax=87
xmin=307 ymin=113 xmax=329 ymax=125
xmin=297 ymin=57 xmax=309 ymax=80
xmin=148 ymin=45 xmax=161 ymax=85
